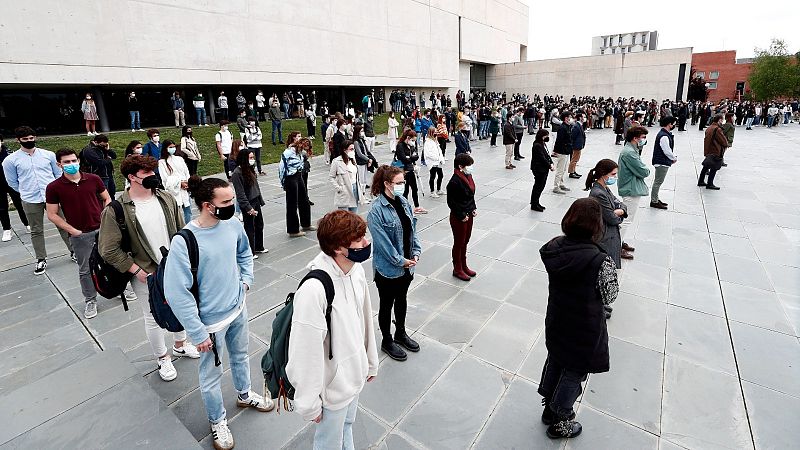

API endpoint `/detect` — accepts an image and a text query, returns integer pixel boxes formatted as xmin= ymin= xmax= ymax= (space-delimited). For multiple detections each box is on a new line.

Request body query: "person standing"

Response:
xmin=2 ymin=126 xmax=73 ymax=274
xmin=650 ymin=117 xmax=677 ymax=210
xmin=538 ymin=197 xmax=618 ymax=439
xmin=268 ymin=99 xmax=284 ymax=145
xmin=447 ymin=153 xmax=478 ymax=281
xmin=586 ymin=159 xmax=630 ymax=265
xmin=81 ymin=93 xmax=99 ymax=136
xmin=46 ymin=149 xmax=111 ymax=319
xmin=158 ymin=140 xmax=193 ymax=224
xmin=171 ymin=92 xmax=186 ymax=128
xmin=396 ymin=130 xmax=426 ymax=214
xmin=720 ymin=112 xmax=735 ymax=167
xmin=424 ymin=127 xmax=445 ymax=197
xmin=142 ymin=129 xmax=162 ymax=160
xmin=306 ymin=107 xmax=317 ymax=140
xmin=363 ymin=113 xmax=376 ymax=156
xmin=244 ymin=117 xmax=264 ymax=175
xmin=353 ymin=125 xmax=377 ymax=204
xmin=552 ymin=112 xmax=574 ymax=194
xmin=279 ymin=138 xmax=315 ymax=237
xmin=128 ymin=91 xmax=142 ymax=132
xmin=98 ymin=155 xmax=200 ymax=383
xmin=530 ymin=129 xmax=554 ymax=212
xmin=387 ymin=111 xmax=400 ymax=152
xmin=231 ymin=150 xmax=268 ymax=258
xmin=617 ymin=126 xmax=650 ymax=243
xmin=0 ymin=136 xmax=29 ymax=242
xmin=502 ymin=116 xmax=517 ymax=170
xmin=79 ymin=134 xmax=117 ymax=198
xmin=193 ymin=93 xmax=208 ymax=126
xmin=454 ymin=123 xmax=471 ymax=155
xmin=217 ymin=91 xmax=229 ymax=121
xmin=512 ymin=107 xmax=526 ymax=161
xmin=287 ymin=210 xmax=379 ymax=450
xmin=215 ymin=121 xmax=234 ymax=179
xmin=568 ymin=113 xmax=586 ymax=179
xmin=489 ymin=109 xmax=500 ymax=147
xmin=698 ymin=115 xmax=728 ymax=190
xmin=180 ymin=126 xmax=201 ymax=176
xmin=329 ymin=141 xmax=359 ymax=212
xmin=368 ymin=165 xmax=422 ymax=362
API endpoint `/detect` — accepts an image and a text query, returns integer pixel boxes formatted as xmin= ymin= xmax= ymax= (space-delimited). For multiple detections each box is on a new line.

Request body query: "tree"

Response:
xmin=687 ymin=67 xmax=708 ymax=102
xmin=748 ymin=39 xmax=799 ymax=101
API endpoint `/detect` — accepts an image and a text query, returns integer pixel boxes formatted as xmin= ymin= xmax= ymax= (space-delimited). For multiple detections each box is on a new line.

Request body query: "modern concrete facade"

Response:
xmin=691 ymin=51 xmax=753 ymax=103
xmin=592 ymin=31 xmax=659 ymax=56
xmin=486 ymin=47 xmax=692 ymax=101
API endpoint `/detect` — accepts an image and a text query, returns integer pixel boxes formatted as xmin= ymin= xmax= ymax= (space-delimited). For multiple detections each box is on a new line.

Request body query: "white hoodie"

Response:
xmin=286 ymin=252 xmax=379 ymax=421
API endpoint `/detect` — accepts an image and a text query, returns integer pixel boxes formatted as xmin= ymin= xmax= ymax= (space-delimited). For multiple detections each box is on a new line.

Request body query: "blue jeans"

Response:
xmin=479 ymin=120 xmax=489 ymax=138
xmin=200 ymin=306 xmax=251 ymax=423
xmin=129 ymin=111 xmax=140 ymax=129
xmin=767 ymin=115 xmax=775 ymax=127
xmin=745 ymin=117 xmax=754 ymax=128
xmin=182 ymin=205 xmax=192 ymax=224
xmin=313 ymin=395 xmax=358 ymax=450
xmin=196 ymin=108 xmax=207 ymax=125
xmin=272 ymin=120 xmax=283 ymax=144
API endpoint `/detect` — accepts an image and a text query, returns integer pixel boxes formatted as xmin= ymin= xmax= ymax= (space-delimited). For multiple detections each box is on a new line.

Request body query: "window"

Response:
xmin=696 ymin=71 xmax=705 ymax=79
xmin=710 ymin=71 xmax=720 ymax=79
xmin=641 ymin=34 xmax=646 ymax=44
xmin=612 ymin=48 xmax=615 ymax=54
xmin=708 ymin=82 xmax=718 ymax=89
xmin=621 ymin=47 xmax=625 ymax=53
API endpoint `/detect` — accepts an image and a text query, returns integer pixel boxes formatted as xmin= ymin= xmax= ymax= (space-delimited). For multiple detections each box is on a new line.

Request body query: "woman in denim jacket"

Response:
xmin=367 ymin=165 xmax=422 ymax=362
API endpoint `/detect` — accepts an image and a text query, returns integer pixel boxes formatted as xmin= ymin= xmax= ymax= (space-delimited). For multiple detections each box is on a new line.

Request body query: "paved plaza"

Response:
xmin=1 ymin=124 xmax=799 ymax=449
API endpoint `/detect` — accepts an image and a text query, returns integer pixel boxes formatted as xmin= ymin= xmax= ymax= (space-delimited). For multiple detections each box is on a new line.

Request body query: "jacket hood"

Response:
xmin=540 ymin=236 xmax=605 ymax=276
xmin=307 ymin=251 xmax=351 ymax=279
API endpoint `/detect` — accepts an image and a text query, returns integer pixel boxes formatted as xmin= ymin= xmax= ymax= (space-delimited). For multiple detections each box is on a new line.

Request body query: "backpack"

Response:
xmin=261 ymin=269 xmax=335 ymax=412
xmin=147 ymin=229 xmax=200 ymax=333
xmin=89 ymin=200 xmax=132 ymax=309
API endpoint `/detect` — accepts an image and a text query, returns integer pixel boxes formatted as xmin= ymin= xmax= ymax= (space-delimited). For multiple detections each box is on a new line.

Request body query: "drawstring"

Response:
xmin=209 ymin=333 xmax=221 ymax=367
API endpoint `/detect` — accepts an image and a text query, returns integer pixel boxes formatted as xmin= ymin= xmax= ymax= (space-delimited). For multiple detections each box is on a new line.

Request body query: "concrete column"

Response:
xmin=92 ymin=88 xmax=110 ymax=132
xmin=207 ymin=88 xmax=217 ymax=124
xmin=340 ymin=87 xmax=346 ymax=113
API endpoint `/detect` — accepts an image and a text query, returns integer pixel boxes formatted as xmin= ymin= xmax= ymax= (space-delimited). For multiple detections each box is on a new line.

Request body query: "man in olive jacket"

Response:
xmin=617 ymin=126 xmax=650 ymax=242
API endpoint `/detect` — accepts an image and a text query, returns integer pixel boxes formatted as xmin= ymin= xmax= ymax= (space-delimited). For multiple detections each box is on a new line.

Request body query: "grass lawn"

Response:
xmin=34 ymin=113 xmax=393 ymax=188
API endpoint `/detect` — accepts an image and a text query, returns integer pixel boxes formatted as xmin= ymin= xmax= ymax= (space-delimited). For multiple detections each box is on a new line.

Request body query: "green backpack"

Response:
xmin=261 ymin=269 xmax=335 ymax=412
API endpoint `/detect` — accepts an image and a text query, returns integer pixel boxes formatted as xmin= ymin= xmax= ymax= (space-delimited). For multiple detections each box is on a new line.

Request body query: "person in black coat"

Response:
xmin=502 ymin=118 xmax=517 ymax=169
xmin=396 ymin=130 xmax=426 ymax=214
xmin=538 ymin=198 xmax=618 ymax=439
xmin=446 ymin=153 xmax=477 ymax=281
xmin=530 ymin=129 xmax=554 ymax=211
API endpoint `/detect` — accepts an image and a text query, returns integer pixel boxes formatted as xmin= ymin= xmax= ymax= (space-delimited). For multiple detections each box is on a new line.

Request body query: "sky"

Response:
xmin=525 ymin=1 xmax=800 ymax=61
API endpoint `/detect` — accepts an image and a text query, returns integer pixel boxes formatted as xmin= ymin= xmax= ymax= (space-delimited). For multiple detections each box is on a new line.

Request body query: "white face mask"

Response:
xmin=133 ymin=148 xmax=143 ymax=154
xmin=346 ymin=151 xmax=356 ymax=159
xmin=249 ymin=159 xmax=256 ymax=166
xmin=152 ymin=136 xmax=160 ymax=144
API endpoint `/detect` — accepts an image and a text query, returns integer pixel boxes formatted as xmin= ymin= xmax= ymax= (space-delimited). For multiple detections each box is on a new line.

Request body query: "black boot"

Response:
xmin=546 ymin=417 xmax=582 ymax=439
xmin=381 ymin=338 xmax=407 ymax=361
xmin=394 ymin=330 xmax=420 ymax=352
xmin=541 ymin=398 xmax=576 ymax=425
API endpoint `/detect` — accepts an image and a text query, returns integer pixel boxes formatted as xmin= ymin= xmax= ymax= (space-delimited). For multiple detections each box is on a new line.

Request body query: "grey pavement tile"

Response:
xmin=103 ymin=408 xmax=202 ymax=449
xmin=671 ymin=212 xmax=709 ymax=232
xmin=360 ymin=336 xmax=457 ymax=425
xmin=432 ymin=253 xmax=494 ymax=287
xmin=720 ymin=282 xmax=794 ymax=334
xmin=607 ymin=293 xmax=667 ymax=353
xmin=0 ymin=341 xmax=99 ymax=395
xmin=667 ymin=269 xmax=725 ymax=317
xmin=281 ymin=407 xmax=388 ymax=450
xmin=524 ymin=221 xmax=563 ymax=242
xmin=670 ymin=227 xmax=711 ymax=252
xmin=495 ymin=215 xmax=537 ymax=237
xmin=0 ymin=307 xmax=83 ymax=353
xmin=420 ymin=291 xmax=501 ymax=349
xmin=778 ymin=293 xmax=800 ymax=337
xmin=565 ymin=405 xmax=659 ymax=450
xmin=246 ymin=276 xmax=299 ymax=324
xmin=742 ymin=381 xmax=800 ymax=450
xmin=497 ymin=237 xmax=545 ymax=268
xmin=467 ymin=304 xmax=543 ymax=372
xmin=583 ymin=338 xmax=664 ymax=434
xmin=622 ymin=239 xmax=671 ymax=268
xmin=468 ymin=231 xmax=518 ymax=259
xmin=517 ymin=329 xmax=547 ymax=383
xmin=473 ymin=377 xmax=564 ymax=450
xmin=743 ymin=222 xmax=793 ymax=245
xmin=714 ymin=253 xmax=774 ymax=291
xmin=463 ymin=260 xmax=528 ymax=301
xmin=97 ymin=318 xmax=148 ymax=353
xmin=709 ymin=233 xmax=758 ymax=260
xmin=378 ymin=432 xmax=423 ymax=450
xmin=670 ymin=245 xmax=718 ymax=280
xmin=413 ymin=243 xmax=452 ymax=277
xmin=505 ymin=268 xmax=549 ymax=315
xmin=405 ymin=279 xmax=461 ymax=331
xmin=619 ymin=262 xmax=670 ymax=302
xmin=658 ymin=438 xmax=689 ymax=450
xmin=729 ymin=321 xmax=800 ymax=398
xmin=0 ymin=323 xmax=92 ymax=381
xmin=665 ymin=305 xmax=737 ymax=375
xmin=397 ymin=354 xmax=507 ymax=450
xmin=705 ymin=217 xmax=747 ymax=237
xmin=752 ymin=240 xmax=800 ymax=268
xmin=762 ymin=261 xmax=800 ymax=296
xmin=660 ymin=356 xmax=752 ymax=450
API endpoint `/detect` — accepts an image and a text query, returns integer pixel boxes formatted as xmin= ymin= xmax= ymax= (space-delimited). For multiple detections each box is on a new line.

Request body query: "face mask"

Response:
xmin=20 ymin=140 xmax=36 ymax=150
xmin=346 ymin=151 xmax=355 ymax=159
xmin=86 ymin=97 xmax=91 ymax=100
xmin=544 ymin=137 xmax=550 ymax=142
xmin=211 ymin=204 xmax=236 ymax=220
xmin=63 ymin=163 xmax=80 ymax=175
xmin=152 ymin=136 xmax=160 ymax=144
xmin=639 ymin=138 xmax=647 ymax=147
xmin=249 ymin=121 xmax=256 ymax=126
xmin=606 ymin=176 xmax=617 ymax=186
xmin=133 ymin=148 xmax=143 ymax=155
xmin=221 ymin=126 xmax=228 ymax=132
xmin=167 ymin=147 xmax=177 ymax=155
xmin=140 ymin=174 xmax=160 ymax=189
xmin=249 ymin=159 xmax=256 ymax=166
xmin=391 ymin=184 xmax=405 ymax=197
xmin=345 ymin=243 xmax=372 ymax=263
xmin=463 ymin=165 xmax=474 ymax=175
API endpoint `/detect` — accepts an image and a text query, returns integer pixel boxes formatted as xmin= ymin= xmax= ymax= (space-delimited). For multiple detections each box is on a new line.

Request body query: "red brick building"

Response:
xmin=691 ymin=51 xmax=753 ymax=103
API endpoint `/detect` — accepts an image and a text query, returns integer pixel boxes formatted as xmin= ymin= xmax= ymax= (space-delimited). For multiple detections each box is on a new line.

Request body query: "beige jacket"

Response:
xmin=328 ymin=157 xmax=358 ymax=208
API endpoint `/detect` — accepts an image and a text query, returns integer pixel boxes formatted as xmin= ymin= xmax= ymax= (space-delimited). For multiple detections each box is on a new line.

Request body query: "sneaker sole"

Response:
xmin=212 ymin=438 xmax=235 ymax=450
xmin=237 ymin=400 xmax=275 ymax=412
xmin=84 ymin=313 xmax=98 ymax=319
xmin=159 ymin=372 xmax=177 ymax=382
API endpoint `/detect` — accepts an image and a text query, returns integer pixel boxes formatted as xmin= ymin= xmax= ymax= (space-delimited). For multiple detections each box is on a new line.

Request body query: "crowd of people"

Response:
xmin=2 ymin=83 xmax=796 ymax=448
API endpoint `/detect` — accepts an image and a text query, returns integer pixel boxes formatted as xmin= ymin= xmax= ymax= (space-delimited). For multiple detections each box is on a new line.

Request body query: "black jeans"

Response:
xmin=530 ymin=169 xmax=549 ymax=207
xmin=490 ymin=132 xmax=498 ymax=146
xmin=429 ymin=167 xmax=443 ymax=192
xmin=375 ymin=271 xmax=413 ymax=340
xmin=249 ymin=146 xmax=263 ymax=173
xmin=538 ymin=355 xmax=587 ymax=419
xmin=514 ymin=132 xmax=523 ymax=158
xmin=438 ymin=137 xmax=447 ymax=156
xmin=185 ymin=158 xmax=199 ymax=176
xmin=698 ymin=166 xmax=718 ymax=186
xmin=284 ymin=173 xmax=311 ymax=233
xmin=403 ymin=170 xmax=419 ymax=207
xmin=242 ymin=203 xmax=264 ymax=252
xmin=0 ymin=183 xmax=28 ymax=230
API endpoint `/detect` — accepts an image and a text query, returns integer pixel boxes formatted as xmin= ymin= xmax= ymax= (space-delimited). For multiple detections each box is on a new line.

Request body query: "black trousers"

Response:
xmin=185 ymin=158 xmax=199 ymax=176
xmin=530 ymin=169 xmax=549 ymax=207
xmin=514 ymin=132 xmax=523 ymax=158
xmin=375 ymin=271 xmax=413 ymax=341
xmin=403 ymin=170 xmax=419 ymax=207
xmin=538 ymin=355 xmax=588 ymax=419
xmin=438 ymin=137 xmax=447 ymax=156
xmin=242 ymin=203 xmax=265 ymax=252
xmin=284 ymin=173 xmax=311 ymax=233
xmin=249 ymin=146 xmax=263 ymax=173
xmin=0 ymin=183 xmax=28 ymax=230
xmin=429 ymin=167 xmax=443 ymax=192
xmin=698 ymin=166 xmax=718 ymax=186
xmin=490 ymin=132 xmax=498 ymax=146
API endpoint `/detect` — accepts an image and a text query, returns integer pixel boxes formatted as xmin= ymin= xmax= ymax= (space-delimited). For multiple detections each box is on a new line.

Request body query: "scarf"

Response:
xmin=455 ymin=169 xmax=475 ymax=192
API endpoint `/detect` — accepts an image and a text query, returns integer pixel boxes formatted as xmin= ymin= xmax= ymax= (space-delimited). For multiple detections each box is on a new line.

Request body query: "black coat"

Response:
xmin=553 ymin=123 xmax=573 ymax=155
xmin=395 ymin=141 xmax=418 ymax=171
xmin=539 ymin=236 xmax=610 ymax=374
xmin=446 ymin=173 xmax=476 ymax=220
xmin=530 ymin=142 xmax=553 ymax=172
xmin=502 ymin=122 xmax=516 ymax=145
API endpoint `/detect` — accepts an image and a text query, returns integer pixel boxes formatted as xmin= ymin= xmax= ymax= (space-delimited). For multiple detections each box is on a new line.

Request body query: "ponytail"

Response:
xmin=585 ymin=159 xmax=618 ymax=191
xmin=370 ymin=165 xmax=403 ymax=197
xmin=584 ymin=168 xmax=598 ymax=191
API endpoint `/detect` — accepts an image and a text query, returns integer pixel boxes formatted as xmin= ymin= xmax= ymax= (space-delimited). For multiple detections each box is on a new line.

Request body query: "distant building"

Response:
xmin=592 ymin=31 xmax=659 ymax=56
xmin=691 ymin=51 xmax=753 ymax=102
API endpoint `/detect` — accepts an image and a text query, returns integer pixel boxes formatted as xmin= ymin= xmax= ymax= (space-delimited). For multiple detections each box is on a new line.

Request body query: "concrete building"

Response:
xmin=487 ymin=47 xmax=692 ymax=101
xmin=592 ymin=31 xmax=659 ymax=56
xmin=0 ymin=0 xmax=528 ymax=133
xmin=691 ymin=51 xmax=754 ymax=103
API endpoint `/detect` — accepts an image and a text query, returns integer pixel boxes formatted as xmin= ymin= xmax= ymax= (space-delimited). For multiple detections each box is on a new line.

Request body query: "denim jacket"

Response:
xmin=367 ymin=194 xmax=421 ymax=279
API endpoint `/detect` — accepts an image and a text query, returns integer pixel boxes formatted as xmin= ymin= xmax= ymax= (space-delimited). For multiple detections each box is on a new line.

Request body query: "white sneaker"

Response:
xmin=430 ymin=192 xmax=439 ymax=198
xmin=553 ymin=187 xmax=566 ymax=194
xmin=84 ymin=301 xmax=98 ymax=319
xmin=253 ymin=254 xmax=259 ymax=260
xmin=131 ymin=129 xmax=135 ymax=133
xmin=173 ymin=342 xmax=200 ymax=359
xmin=560 ymin=185 xmax=571 ymax=192
xmin=157 ymin=357 xmax=177 ymax=381
xmin=1 ymin=230 xmax=11 ymax=242
xmin=26 ymin=225 xmax=31 ymax=233
xmin=87 ymin=132 xmax=93 ymax=136
xmin=123 ymin=288 xmax=137 ymax=301
xmin=210 ymin=419 xmax=235 ymax=450
xmin=236 ymin=390 xmax=275 ymax=412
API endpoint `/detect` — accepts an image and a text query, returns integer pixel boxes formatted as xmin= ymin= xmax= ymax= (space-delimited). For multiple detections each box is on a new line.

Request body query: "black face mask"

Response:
xmin=345 ymin=243 xmax=372 ymax=263
xmin=20 ymin=140 xmax=36 ymax=150
xmin=543 ymin=137 xmax=550 ymax=142
xmin=140 ymin=174 xmax=160 ymax=189
xmin=211 ymin=204 xmax=236 ymax=221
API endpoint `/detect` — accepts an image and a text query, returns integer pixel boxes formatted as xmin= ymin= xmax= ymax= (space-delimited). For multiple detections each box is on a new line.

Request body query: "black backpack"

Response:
xmin=147 ymin=229 xmax=199 ymax=333
xmin=261 ymin=269 xmax=334 ymax=412
xmin=90 ymin=200 xmax=132 ymax=309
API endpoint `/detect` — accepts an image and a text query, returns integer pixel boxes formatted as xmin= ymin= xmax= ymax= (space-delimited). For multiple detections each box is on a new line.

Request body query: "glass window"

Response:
xmin=641 ymin=34 xmax=646 ymax=44
xmin=710 ymin=71 xmax=720 ymax=79
xmin=696 ymin=71 xmax=705 ymax=79
xmin=708 ymin=82 xmax=718 ymax=89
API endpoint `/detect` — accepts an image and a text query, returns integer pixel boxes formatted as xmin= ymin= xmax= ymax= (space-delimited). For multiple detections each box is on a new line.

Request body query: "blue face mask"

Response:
xmin=167 ymin=147 xmax=176 ymax=155
xmin=392 ymin=184 xmax=405 ymax=197
xmin=63 ymin=163 xmax=80 ymax=175
xmin=463 ymin=165 xmax=474 ymax=175
xmin=606 ymin=176 xmax=617 ymax=186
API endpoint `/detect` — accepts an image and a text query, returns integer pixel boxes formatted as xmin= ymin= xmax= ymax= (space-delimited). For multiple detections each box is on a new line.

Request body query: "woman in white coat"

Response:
xmin=423 ymin=127 xmax=446 ymax=197
xmin=329 ymin=140 xmax=359 ymax=212
xmin=387 ymin=111 xmax=399 ymax=152
xmin=158 ymin=139 xmax=192 ymax=223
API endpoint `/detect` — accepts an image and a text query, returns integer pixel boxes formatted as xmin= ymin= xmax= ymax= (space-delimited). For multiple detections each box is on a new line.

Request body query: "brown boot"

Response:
xmin=452 ymin=259 xmax=471 ymax=281
xmin=462 ymin=257 xmax=477 ymax=277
